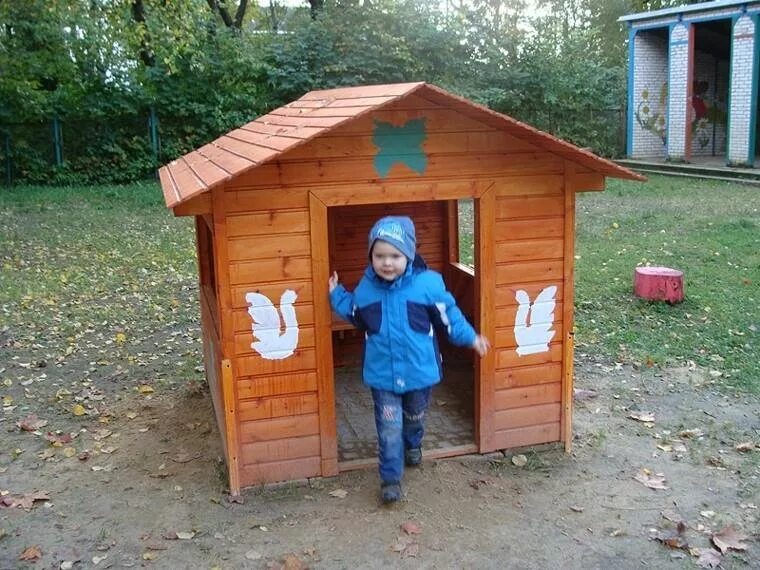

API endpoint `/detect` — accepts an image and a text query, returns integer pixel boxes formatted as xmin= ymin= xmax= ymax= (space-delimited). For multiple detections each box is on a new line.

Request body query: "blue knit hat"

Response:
xmin=368 ymin=216 xmax=416 ymax=260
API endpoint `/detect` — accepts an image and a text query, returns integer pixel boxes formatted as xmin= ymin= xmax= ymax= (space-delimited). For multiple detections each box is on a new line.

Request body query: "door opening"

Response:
xmin=326 ymin=199 xmax=479 ymax=470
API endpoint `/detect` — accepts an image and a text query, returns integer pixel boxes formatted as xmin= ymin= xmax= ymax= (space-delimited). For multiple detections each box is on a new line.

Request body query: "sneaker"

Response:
xmin=405 ymin=447 xmax=422 ymax=467
xmin=381 ymin=482 xmax=402 ymax=504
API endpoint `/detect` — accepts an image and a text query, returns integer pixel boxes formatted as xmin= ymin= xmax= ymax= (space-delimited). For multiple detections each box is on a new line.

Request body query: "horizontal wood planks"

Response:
xmin=488 ymin=172 xmax=569 ymax=450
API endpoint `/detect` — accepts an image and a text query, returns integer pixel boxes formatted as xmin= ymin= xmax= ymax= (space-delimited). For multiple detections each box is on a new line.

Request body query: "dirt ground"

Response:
xmin=1 ymin=341 xmax=758 ymax=569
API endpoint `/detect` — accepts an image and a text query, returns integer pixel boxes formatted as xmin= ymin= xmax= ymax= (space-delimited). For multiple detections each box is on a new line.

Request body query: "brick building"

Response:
xmin=620 ymin=0 xmax=759 ymax=166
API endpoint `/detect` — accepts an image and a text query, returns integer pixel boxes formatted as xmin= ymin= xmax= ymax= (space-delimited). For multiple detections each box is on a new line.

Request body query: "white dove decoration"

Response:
xmin=245 ymin=289 xmax=299 ymax=360
xmin=514 ymin=285 xmax=557 ymax=356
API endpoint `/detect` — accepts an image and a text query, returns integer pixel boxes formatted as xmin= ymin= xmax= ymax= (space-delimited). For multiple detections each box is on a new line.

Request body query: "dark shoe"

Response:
xmin=381 ymin=482 xmax=402 ymax=504
xmin=405 ymin=447 xmax=422 ymax=467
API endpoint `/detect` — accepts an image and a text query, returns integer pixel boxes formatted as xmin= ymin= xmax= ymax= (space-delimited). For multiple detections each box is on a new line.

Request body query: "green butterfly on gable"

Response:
xmin=372 ymin=118 xmax=428 ymax=178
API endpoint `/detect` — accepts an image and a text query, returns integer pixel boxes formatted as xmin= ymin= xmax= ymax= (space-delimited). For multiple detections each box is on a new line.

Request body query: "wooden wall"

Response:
xmin=490 ymin=175 xmax=567 ymax=449
xmin=211 ymin=93 xmax=573 ymax=487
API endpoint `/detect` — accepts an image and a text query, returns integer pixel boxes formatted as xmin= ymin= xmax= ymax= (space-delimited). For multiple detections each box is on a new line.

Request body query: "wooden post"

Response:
xmin=475 ymin=186 xmax=496 ymax=452
xmin=309 ymin=192 xmax=339 ymax=477
xmin=561 ymin=162 xmax=577 ymax=452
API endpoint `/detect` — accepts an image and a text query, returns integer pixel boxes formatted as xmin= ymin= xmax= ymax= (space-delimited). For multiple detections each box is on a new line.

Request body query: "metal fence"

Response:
xmin=1 ymin=106 xmax=628 ymax=187
xmin=1 ymin=109 xmax=161 ymax=187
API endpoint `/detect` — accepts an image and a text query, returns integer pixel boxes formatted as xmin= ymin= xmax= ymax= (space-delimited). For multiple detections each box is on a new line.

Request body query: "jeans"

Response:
xmin=371 ymin=387 xmax=432 ymax=484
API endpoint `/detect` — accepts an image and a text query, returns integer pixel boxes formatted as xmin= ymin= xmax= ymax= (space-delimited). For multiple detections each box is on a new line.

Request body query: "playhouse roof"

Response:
xmin=159 ymin=82 xmax=643 ymax=208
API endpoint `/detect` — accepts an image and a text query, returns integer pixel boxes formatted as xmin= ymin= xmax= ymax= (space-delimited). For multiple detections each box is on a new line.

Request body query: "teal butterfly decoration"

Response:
xmin=373 ymin=118 xmax=428 ymax=178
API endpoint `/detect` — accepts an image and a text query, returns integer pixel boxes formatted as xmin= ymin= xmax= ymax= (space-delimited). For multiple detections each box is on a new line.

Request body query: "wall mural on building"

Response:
xmin=245 ymin=290 xmax=299 ymax=360
xmin=636 ymin=82 xmax=668 ymax=145
xmin=373 ymin=118 xmax=428 ymax=178
xmin=691 ymin=80 xmax=727 ymax=150
xmin=514 ymin=285 xmax=557 ymax=356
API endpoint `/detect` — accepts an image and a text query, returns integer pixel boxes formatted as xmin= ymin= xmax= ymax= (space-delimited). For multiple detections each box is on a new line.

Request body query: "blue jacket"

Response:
xmin=330 ymin=256 xmax=477 ymax=393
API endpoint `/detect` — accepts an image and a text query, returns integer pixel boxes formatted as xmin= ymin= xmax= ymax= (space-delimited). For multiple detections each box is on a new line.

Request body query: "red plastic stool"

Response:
xmin=633 ymin=266 xmax=684 ymax=304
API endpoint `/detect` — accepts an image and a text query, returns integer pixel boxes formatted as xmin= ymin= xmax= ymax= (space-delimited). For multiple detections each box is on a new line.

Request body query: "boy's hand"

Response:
xmin=472 ymin=335 xmax=490 ymax=357
xmin=328 ymin=271 xmax=339 ymax=293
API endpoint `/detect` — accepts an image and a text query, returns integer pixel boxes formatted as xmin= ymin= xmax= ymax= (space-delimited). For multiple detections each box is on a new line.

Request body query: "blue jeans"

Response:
xmin=371 ymin=387 xmax=432 ymax=484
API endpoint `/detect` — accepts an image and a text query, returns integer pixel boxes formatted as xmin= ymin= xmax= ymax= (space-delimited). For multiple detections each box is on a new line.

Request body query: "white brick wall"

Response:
xmin=728 ymin=15 xmax=756 ymax=165
xmin=668 ymin=23 xmax=691 ymax=160
xmin=631 ymin=32 xmax=668 ymax=158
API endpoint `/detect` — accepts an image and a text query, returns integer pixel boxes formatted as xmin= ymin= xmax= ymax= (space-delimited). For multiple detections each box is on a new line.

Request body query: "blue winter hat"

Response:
xmin=368 ymin=216 xmax=416 ymax=260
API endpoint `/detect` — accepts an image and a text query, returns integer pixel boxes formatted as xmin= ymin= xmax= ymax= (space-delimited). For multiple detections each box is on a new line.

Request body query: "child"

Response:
xmin=329 ymin=215 xmax=489 ymax=504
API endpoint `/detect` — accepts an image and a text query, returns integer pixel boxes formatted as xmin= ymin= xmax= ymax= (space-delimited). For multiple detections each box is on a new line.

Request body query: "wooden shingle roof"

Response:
xmin=159 ymin=82 xmax=643 ymax=208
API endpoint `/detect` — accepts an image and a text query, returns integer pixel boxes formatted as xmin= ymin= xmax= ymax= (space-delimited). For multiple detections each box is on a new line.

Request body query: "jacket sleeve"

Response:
xmin=429 ymin=273 xmax=477 ymax=348
xmin=329 ymin=284 xmax=363 ymax=328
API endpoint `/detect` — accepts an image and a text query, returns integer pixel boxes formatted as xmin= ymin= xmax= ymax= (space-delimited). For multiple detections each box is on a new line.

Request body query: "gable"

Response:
xmin=159 ymin=83 xmax=643 ymax=208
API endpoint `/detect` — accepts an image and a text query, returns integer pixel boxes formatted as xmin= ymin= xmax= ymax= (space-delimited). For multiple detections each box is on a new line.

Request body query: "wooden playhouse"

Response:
xmin=158 ymin=82 xmax=643 ymax=494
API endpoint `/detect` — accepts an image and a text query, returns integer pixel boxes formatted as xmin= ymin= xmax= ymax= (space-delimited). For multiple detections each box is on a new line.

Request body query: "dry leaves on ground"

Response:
xmin=633 ymin=469 xmax=668 ymax=490
xmin=401 ymin=521 xmax=422 ymax=535
xmin=628 ymin=411 xmax=656 ymax=423
xmin=0 ymin=491 xmax=51 ymax=511
xmin=711 ymin=526 xmax=748 ymax=554
xmin=19 ymin=545 xmax=42 ymax=561
xmin=17 ymin=414 xmax=48 ymax=431
xmin=328 ymin=489 xmax=348 ymax=499
xmin=693 ymin=548 xmax=722 ymax=568
xmin=651 ymin=521 xmax=688 ymax=550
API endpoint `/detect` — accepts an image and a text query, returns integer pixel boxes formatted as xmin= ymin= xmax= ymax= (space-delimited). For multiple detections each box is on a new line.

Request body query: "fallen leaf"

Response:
xmin=694 ymin=548 xmax=722 ymax=568
xmin=699 ymin=510 xmax=715 ymax=519
xmin=245 ymin=550 xmax=262 ymax=561
xmin=92 ymin=554 xmax=108 ymax=565
xmin=19 ymin=545 xmax=42 ymax=561
xmin=1 ymin=491 xmax=50 ymax=511
xmin=171 ymin=452 xmax=200 ymax=463
xmin=45 ymin=432 xmax=73 ymax=445
xmin=176 ymin=531 xmax=195 ymax=540
xmin=162 ymin=531 xmax=178 ymax=540
xmin=61 ymin=561 xmax=75 ymax=570
xmin=679 ymin=429 xmax=704 ymax=439
xmin=281 ymin=553 xmax=308 ymax=569
xmin=62 ymin=447 xmax=77 ymax=458
xmin=573 ymin=388 xmax=598 ymax=401
xmin=735 ymin=442 xmax=755 ymax=452
xmin=71 ymin=404 xmax=86 ymax=417
xmin=511 ymin=454 xmax=527 ymax=467
xmin=17 ymin=414 xmax=48 ymax=431
xmin=402 ymin=542 xmax=419 ymax=558
xmin=400 ymin=521 xmax=422 ymax=535
xmin=711 ymin=526 xmax=748 ymax=554
xmin=634 ymin=470 xmax=668 ymax=490
xmin=142 ymin=551 xmax=157 ymax=560
xmin=328 ymin=489 xmax=348 ymax=499
xmin=137 ymin=385 xmax=154 ymax=394
xmin=628 ymin=411 xmax=655 ymax=423
xmin=652 ymin=521 xmax=688 ymax=550
xmin=570 ymin=505 xmax=584 ymax=513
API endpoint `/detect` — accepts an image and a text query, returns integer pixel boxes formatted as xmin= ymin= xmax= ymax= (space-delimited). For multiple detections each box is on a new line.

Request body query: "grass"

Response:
xmin=575 ymin=175 xmax=759 ymax=391
xmin=1 ymin=175 xmax=758 ymax=393
xmin=0 ymin=183 xmax=199 ymax=383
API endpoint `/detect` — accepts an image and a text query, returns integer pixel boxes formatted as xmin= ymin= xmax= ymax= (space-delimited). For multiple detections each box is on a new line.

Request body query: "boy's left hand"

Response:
xmin=472 ymin=335 xmax=490 ymax=357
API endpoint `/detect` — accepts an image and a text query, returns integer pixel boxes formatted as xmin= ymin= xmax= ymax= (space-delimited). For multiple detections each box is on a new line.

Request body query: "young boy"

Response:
xmin=329 ymin=215 xmax=489 ymax=504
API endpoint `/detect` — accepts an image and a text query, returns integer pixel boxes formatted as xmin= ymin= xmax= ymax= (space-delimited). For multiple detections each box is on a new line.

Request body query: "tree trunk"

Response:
xmin=131 ymin=0 xmax=154 ymax=67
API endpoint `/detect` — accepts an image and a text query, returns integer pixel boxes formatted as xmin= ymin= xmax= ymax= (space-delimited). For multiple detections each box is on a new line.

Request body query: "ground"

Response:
xmin=1 ymin=350 xmax=757 ymax=569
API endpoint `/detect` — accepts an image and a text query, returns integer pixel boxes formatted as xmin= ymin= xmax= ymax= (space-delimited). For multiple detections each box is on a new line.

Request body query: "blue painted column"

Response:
xmin=727 ymin=13 xmax=758 ymax=166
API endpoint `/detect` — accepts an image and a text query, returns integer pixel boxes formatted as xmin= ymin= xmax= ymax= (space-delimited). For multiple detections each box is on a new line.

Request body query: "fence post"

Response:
xmin=52 ymin=116 xmax=63 ymax=166
xmin=148 ymin=106 xmax=159 ymax=162
xmin=3 ymin=130 xmax=10 ymax=187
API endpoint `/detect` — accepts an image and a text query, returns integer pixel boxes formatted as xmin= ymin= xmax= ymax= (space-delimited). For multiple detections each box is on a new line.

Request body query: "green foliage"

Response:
xmin=1 ymin=0 xmax=640 ymax=185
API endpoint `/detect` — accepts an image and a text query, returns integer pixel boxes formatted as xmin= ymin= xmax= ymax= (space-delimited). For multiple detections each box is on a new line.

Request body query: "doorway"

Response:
xmin=326 ymin=199 xmax=479 ymax=469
